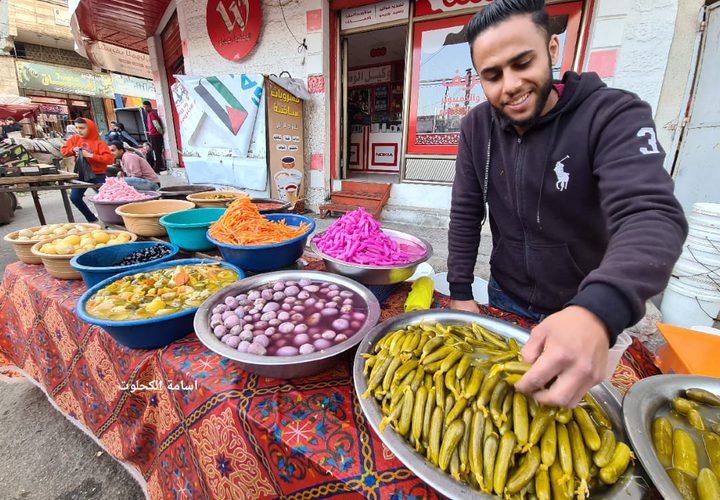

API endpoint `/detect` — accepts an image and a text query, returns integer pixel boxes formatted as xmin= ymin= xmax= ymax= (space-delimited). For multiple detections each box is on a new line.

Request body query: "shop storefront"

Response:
xmin=335 ymin=0 xmax=584 ymax=184
xmin=110 ymin=73 xmax=157 ymax=110
xmin=14 ymin=59 xmax=157 ymax=141
xmin=67 ymin=0 xmax=686 ymax=221
xmin=15 ymin=60 xmax=115 ymax=137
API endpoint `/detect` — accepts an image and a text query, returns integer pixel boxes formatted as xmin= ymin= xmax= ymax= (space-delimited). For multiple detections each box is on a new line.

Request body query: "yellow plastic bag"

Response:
xmin=404 ymin=276 xmax=434 ymax=312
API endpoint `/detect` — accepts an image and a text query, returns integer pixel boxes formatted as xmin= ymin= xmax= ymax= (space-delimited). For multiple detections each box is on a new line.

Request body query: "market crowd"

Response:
xmin=59 ymin=101 xmax=166 ymax=223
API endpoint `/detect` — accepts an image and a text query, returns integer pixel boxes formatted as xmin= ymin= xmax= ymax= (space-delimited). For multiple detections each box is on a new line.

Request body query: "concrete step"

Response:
xmin=380 ymin=204 xmax=450 ymax=228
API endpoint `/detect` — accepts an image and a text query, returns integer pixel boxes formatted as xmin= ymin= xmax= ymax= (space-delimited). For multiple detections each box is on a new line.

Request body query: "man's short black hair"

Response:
xmin=108 ymin=140 xmax=125 ymax=151
xmin=467 ymin=0 xmax=550 ymax=54
xmin=75 ymin=118 xmax=87 ymax=125
xmin=142 ymin=100 xmax=151 ymax=106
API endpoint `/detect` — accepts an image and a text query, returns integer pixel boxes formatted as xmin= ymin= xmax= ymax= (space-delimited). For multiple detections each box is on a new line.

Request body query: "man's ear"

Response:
xmin=548 ymin=34 xmax=560 ymax=66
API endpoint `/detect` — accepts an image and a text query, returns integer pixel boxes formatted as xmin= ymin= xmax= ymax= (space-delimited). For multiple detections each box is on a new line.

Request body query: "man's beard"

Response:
xmin=496 ymin=59 xmax=554 ymax=129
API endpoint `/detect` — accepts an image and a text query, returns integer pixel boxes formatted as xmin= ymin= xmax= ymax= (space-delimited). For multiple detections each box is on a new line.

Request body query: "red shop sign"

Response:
xmin=206 ymin=0 xmax=262 ymax=61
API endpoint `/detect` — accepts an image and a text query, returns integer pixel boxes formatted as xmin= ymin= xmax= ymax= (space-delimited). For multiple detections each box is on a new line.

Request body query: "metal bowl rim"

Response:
xmin=622 ymin=373 xmax=720 ymax=500
xmin=194 ymin=270 xmax=381 ymax=367
xmin=309 ymin=228 xmax=433 ymax=270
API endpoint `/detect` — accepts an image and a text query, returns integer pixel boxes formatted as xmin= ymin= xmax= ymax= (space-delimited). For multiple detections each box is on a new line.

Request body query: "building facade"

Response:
xmin=70 ymin=0 xmax=715 ymax=224
xmin=1 ymin=0 xmax=158 ymax=139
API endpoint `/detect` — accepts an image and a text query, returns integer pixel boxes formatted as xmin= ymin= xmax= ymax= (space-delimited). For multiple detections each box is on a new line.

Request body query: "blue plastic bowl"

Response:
xmin=159 ymin=208 xmax=226 ymax=252
xmin=75 ymin=258 xmax=244 ymax=349
xmin=70 ymin=241 xmax=180 ymax=289
xmin=207 ymin=213 xmax=316 ymax=272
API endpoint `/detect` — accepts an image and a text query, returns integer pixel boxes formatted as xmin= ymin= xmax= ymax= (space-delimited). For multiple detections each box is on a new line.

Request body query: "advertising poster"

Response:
xmin=171 ymin=74 xmax=267 ymax=191
xmin=265 ymin=78 xmax=305 ymax=203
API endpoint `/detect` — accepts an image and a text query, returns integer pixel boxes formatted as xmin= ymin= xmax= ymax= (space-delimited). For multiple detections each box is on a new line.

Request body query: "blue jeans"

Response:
xmin=71 ymin=174 xmax=106 ymax=222
xmin=124 ymin=177 xmax=159 ymax=191
xmin=488 ymin=276 xmax=546 ymax=323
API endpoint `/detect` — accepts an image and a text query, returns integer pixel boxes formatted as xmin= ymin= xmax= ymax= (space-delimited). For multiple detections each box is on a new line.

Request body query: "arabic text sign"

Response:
xmin=111 ymin=73 xmax=156 ymax=100
xmin=15 ymin=61 xmax=114 ymax=98
xmin=348 ymin=65 xmax=392 ymax=88
xmin=341 ymin=0 xmax=409 ymax=30
xmin=415 ymin=0 xmax=492 ymax=17
xmin=87 ymin=42 xmax=152 ymax=79
xmin=119 ymin=379 xmax=199 ymax=392
xmin=266 ymin=78 xmax=305 ymax=202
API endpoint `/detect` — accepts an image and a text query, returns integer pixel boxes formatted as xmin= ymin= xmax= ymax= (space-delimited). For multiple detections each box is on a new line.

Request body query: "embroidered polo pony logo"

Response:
xmin=554 ymin=155 xmax=570 ymax=191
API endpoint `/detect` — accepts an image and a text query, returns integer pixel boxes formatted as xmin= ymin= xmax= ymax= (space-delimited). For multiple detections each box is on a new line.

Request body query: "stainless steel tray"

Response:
xmin=194 ymin=270 xmax=381 ymax=379
xmin=623 ymin=374 xmax=720 ymax=500
xmin=353 ymin=310 xmax=649 ymax=499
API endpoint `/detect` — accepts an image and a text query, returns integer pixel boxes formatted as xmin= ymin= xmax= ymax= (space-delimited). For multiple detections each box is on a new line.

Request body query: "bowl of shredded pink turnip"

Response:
xmin=310 ymin=208 xmax=432 ymax=285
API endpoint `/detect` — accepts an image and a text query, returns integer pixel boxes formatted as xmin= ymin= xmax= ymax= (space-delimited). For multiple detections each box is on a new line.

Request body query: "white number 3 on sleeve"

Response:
xmin=637 ymin=127 xmax=660 ymax=155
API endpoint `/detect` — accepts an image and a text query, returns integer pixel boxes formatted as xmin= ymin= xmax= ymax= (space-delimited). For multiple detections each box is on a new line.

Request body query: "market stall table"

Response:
xmin=0 ymin=258 xmax=661 ymax=499
xmin=0 ymin=172 xmax=98 ymax=224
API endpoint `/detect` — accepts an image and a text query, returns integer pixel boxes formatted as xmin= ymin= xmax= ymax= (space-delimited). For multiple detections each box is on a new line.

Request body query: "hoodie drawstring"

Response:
xmin=481 ymin=117 xmax=495 ymax=228
xmin=535 ymin=114 xmax=562 ymax=229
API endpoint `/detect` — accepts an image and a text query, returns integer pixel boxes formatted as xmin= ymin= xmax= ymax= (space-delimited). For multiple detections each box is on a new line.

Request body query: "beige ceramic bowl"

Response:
xmin=4 ymin=223 xmax=101 ymax=264
xmin=30 ymin=229 xmax=137 ymax=279
xmin=115 ymin=199 xmax=195 ymax=237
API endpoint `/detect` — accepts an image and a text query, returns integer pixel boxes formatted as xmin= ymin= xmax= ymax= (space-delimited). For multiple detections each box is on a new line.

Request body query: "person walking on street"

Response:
xmin=447 ymin=0 xmax=687 ymax=408
xmin=143 ymin=100 xmax=165 ymax=173
xmin=108 ymin=141 xmax=160 ymax=191
xmin=60 ymin=118 xmax=113 ymax=222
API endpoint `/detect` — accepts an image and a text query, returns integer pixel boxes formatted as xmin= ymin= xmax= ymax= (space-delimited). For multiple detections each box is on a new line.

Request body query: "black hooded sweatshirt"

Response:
xmin=448 ymin=72 xmax=688 ymax=344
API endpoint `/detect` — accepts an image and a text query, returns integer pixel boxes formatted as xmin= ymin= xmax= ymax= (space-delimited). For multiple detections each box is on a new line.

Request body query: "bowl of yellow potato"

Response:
xmin=4 ymin=223 xmax=101 ymax=264
xmin=30 ymin=229 xmax=137 ymax=279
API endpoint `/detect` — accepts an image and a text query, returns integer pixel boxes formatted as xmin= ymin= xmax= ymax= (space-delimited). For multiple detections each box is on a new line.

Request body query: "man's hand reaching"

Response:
xmin=514 ymin=306 xmax=610 ymax=408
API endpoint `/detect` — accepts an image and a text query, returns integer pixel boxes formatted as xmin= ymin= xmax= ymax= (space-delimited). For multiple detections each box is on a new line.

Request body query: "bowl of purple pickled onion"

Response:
xmin=194 ymin=270 xmax=381 ymax=378
xmin=309 ymin=208 xmax=432 ymax=285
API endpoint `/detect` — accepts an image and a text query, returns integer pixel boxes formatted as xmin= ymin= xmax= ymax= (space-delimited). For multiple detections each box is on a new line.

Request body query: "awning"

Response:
xmin=0 ymin=104 xmax=41 ymax=121
xmin=69 ymin=0 xmax=171 ymax=59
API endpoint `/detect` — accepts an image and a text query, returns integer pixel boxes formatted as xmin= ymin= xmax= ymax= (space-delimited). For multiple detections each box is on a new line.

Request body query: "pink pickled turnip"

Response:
xmin=312 ymin=208 xmax=425 ymax=266
xmin=93 ymin=177 xmax=154 ymax=202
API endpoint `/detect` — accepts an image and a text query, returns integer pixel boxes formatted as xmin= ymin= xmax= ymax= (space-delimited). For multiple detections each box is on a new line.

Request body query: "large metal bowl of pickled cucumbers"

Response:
xmin=353 ymin=310 xmax=649 ymax=499
xmin=623 ymin=374 xmax=720 ymax=500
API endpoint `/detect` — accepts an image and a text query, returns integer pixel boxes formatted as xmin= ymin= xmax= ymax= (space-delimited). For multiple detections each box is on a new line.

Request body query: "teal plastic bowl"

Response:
xmin=159 ymin=208 xmax=226 ymax=251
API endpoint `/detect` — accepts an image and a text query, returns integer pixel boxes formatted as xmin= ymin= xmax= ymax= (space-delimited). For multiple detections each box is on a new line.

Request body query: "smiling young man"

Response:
xmin=447 ymin=0 xmax=687 ymax=408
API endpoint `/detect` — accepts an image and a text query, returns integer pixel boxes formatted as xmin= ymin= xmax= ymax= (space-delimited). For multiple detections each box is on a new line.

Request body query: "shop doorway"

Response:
xmin=342 ymin=25 xmax=407 ymax=183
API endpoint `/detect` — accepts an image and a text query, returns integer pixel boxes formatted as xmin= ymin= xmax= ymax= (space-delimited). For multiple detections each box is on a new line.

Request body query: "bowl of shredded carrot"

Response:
xmin=207 ymin=197 xmax=315 ymax=271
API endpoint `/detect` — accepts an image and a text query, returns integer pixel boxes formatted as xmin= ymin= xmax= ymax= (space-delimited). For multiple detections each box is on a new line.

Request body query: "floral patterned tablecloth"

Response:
xmin=0 ymin=260 xmax=660 ymax=499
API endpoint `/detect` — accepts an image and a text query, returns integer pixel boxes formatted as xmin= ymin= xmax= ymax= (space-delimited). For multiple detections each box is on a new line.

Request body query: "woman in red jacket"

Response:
xmin=61 ymin=118 xmax=114 ymax=222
